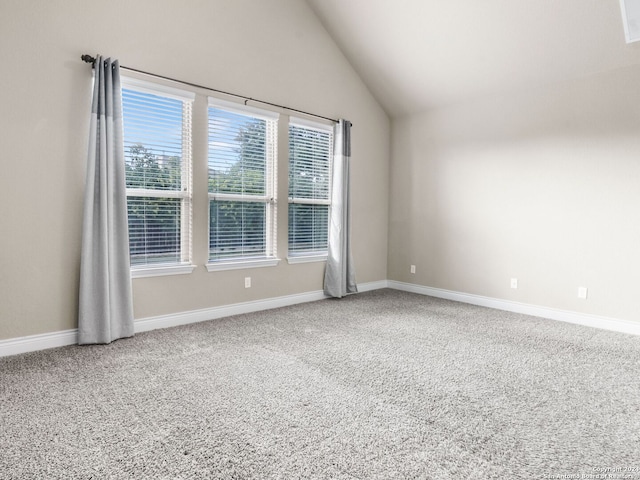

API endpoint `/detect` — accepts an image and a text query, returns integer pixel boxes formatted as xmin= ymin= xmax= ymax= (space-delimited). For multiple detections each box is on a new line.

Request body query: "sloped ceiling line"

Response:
xmin=307 ymin=0 xmax=640 ymax=117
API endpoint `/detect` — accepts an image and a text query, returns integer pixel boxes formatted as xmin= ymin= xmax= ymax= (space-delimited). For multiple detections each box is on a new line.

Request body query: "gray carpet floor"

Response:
xmin=1 ymin=289 xmax=639 ymax=479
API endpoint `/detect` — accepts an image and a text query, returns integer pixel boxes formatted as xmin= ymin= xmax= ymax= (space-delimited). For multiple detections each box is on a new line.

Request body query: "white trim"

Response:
xmin=126 ymin=188 xmax=189 ymax=199
xmin=287 ymin=254 xmax=327 ymax=264
xmin=388 ymin=281 xmax=640 ymax=336
xmin=209 ymin=192 xmax=273 ymax=203
xmin=290 ymin=116 xmax=334 ymax=131
xmin=121 ymin=75 xmax=195 ymax=101
xmin=134 ymin=290 xmax=328 ymax=333
xmin=134 ymin=281 xmax=384 ymax=332
xmin=0 ymin=281 xmax=386 ymax=358
xmin=208 ymin=96 xmax=279 ymax=120
xmin=206 ymin=258 xmax=280 ymax=272
xmin=288 ymin=198 xmax=331 ymax=206
xmin=131 ymin=264 xmax=197 ymax=278
xmin=357 ymin=280 xmax=389 ymax=292
xmin=0 ymin=329 xmax=78 ymax=358
xmin=4 ymin=279 xmax=639 ymax=359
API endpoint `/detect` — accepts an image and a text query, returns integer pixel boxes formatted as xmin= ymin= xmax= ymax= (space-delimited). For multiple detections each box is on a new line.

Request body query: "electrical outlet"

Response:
xmin=410 ymin=265 xmax=416 ymax=274
xmin=510 ymin=278 xmax=518 ymax=289
xmin=578 ymin=287 xmax=588 ymax=299
xmin=245 ymin=277 xmax=251 ymax=288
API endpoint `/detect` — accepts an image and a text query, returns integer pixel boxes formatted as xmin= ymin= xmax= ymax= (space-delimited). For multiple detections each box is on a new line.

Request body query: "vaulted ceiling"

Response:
xmin=307 ymin=0 xmax=640 ymax=117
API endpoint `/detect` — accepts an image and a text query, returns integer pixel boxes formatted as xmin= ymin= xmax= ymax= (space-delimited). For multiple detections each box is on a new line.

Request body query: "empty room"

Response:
xmin=1 ymin=0 xmax=639 ymax=478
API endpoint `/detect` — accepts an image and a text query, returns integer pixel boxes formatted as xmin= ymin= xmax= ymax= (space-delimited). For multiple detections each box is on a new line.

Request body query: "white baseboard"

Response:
xmin=0 ymin=329 xmax=79 ymax=358
xmin=134 ymin=289 xmax=328 ymax=333
xmin=0 ymin=281 xmax=386 ymax=358
xmin=387 ymin=280 xmax=640 ymax=336
xmin=357 ymin=280 xmax=389 ymax=292
xmin=3 ymin=280 xmax=637 ymax=358
xmin=134 ymin=280 xmax=387 ymax=332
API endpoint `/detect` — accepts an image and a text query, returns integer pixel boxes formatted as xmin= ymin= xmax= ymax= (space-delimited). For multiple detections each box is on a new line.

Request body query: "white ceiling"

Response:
xmin=307 ymin=0 xmax=640 ymax=117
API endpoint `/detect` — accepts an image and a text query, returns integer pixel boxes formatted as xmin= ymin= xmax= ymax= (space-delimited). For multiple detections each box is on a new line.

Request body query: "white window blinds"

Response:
xmin=208 ymin=99 xmax=278 ymax=261
xmin=121 ymin=79 xmax=194 ymax=268
xmin=288 ymin=119 xmax=333 ymax=257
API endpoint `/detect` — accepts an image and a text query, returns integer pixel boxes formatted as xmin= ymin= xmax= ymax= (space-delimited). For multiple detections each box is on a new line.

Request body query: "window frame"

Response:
xmin=206 ymin=98 xmax=280 ymax=272
xmin=287 ymin=117 xmax=334 ymax=264
xmin=121 ymin=76 xmax=196 ymax=278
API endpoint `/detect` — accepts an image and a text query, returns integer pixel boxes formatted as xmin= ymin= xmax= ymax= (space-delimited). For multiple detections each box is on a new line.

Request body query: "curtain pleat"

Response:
xmin=324 ymin=119 xmax=357 ymax=298
xmin=78 ymin=56 xmax=134 ymax=344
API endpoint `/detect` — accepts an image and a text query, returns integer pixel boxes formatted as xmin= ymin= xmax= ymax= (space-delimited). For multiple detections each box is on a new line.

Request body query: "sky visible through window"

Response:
xmin=122 ymin=89 xmax=182 ymax=159
xmin=208 ymin=107 xmax=265 ymax=177
xmin=122 ymin=90 xmax=247 ymax=175
xmin=122 ymin=88 xmax=186 ymax=265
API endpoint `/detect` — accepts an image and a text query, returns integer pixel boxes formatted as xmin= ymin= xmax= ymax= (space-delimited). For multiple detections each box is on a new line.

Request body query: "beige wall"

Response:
xmin=389 ymin=65 xmax=640 ymax=323
xmin=0 ymin=0 xmax=390 ymax=339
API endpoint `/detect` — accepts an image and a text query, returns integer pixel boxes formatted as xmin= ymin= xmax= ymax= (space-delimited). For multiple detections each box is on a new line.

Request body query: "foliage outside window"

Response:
xmin=121 ymin=79 xmax=194 ymax=272
xmin=208 ymin=100 xmax=278 ymax=264
xmin=288 ymin=120 xmax=333 ymax=258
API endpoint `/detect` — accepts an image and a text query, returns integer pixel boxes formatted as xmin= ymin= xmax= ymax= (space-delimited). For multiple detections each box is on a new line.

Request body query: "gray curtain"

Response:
xmin=324 ymin=119 xmax=357 ymax=298
xmin=78 ymin=56 xmax=134 ymax=344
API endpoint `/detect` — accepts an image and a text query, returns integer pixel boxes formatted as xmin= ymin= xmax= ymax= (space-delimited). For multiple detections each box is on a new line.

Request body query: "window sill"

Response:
xmin=131 ymin=264 xmax=197 ymax=278
xmin=206 ymin=258 xmax=280 ymax=272
xmin=287 ymin=254 xmax=328 ymax=264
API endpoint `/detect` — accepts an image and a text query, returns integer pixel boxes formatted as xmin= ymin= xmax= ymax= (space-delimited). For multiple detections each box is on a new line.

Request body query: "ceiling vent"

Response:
xmin=620 ymin=0 xmax=640 ymax=43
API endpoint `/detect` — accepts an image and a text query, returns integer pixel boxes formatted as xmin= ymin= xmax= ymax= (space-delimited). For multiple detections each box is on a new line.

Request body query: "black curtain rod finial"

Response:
xmin=81 ymin=54 xmax=96 ymax=65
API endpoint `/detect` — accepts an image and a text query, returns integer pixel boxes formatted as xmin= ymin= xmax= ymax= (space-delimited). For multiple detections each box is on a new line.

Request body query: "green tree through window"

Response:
xmin=122 ymin=83 xmax=193 ymax=268
xmin=208 ymin=104 xmax=277 ymax=261
xmin=125 ymin=144 xmax=182 ymax=264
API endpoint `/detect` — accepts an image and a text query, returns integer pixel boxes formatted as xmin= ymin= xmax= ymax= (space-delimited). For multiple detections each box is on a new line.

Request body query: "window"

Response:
xmin=121 ymin=78 xmax=195 ymax=276
xmin=207 ymin=99 xmax=278 ymax=269
xmin=120 ymin=78 xmax=332 ymax=274
xmin=288 ymin=118 xmax=333 ymax=261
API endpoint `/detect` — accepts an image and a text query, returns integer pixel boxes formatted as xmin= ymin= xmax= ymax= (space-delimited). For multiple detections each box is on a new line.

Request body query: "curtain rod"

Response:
xmin=81 ymin=54 xmax=341 ymax=125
